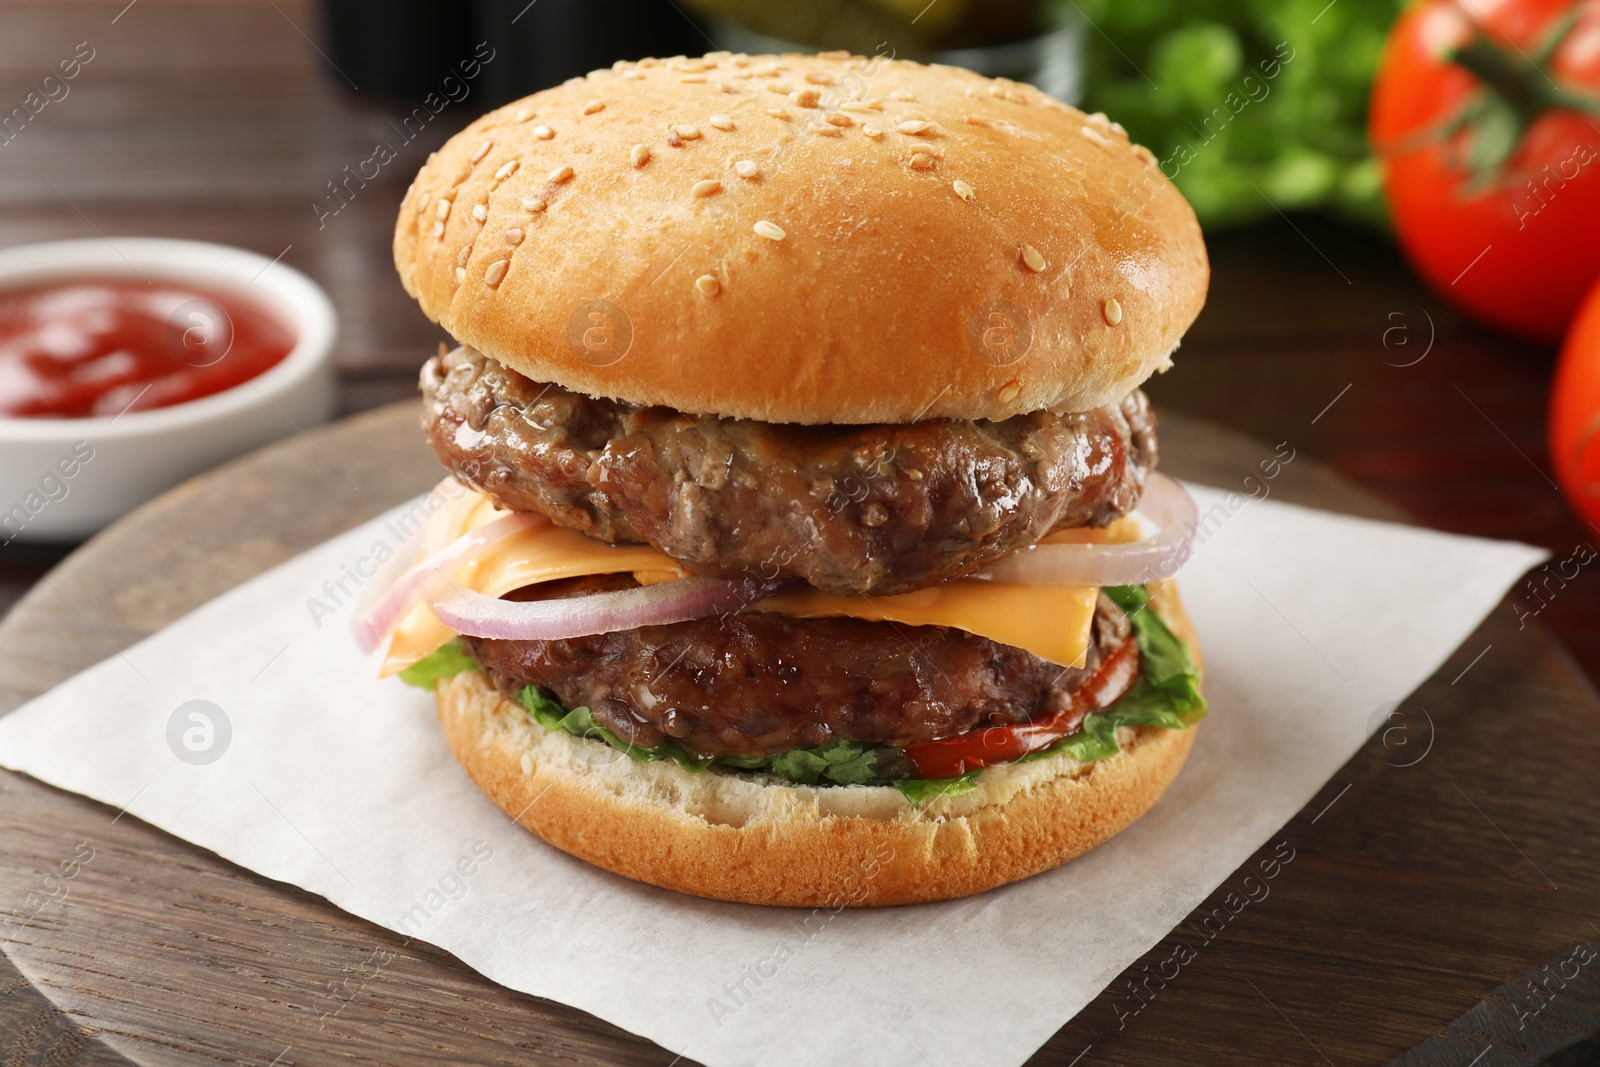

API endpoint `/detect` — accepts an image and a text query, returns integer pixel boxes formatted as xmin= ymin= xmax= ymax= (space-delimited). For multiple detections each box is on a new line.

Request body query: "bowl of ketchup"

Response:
xmin=0 ymin=239 xmax=335 ymax=542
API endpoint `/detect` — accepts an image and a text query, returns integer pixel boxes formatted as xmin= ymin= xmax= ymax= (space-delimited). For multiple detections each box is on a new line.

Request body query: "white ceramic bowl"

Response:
xmin=0 ymin=239 xmax=337 ymax=542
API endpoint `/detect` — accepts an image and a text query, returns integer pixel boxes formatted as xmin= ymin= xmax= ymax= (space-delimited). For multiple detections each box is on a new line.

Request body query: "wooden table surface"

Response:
xmin=1 ymin=1 xmax=1598 ymax=1063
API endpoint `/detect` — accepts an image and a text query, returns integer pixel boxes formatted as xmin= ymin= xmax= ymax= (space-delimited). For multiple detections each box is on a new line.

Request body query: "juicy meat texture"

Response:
xmin=422 ymin=347 xmax=1158 ymax=596
xmin=464 ymin=576 xmax=1134 ymax=760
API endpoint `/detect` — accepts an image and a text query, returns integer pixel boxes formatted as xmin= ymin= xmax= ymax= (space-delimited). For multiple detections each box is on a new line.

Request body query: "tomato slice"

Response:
xmin=901 ymin=637 xmax=1143 ymax=779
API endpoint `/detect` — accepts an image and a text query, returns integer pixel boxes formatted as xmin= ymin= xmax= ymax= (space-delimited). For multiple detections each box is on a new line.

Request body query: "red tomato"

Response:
xmin=1371 ymin=0 xmax=1600 ymax=343
xmin=901 ymin=638 xmax=1142 ymax=779
xmin=1551 ymin=276 xmax=1600 ymax=528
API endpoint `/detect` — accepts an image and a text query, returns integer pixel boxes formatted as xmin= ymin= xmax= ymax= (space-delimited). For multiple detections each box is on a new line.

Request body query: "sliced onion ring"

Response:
xmin=353 ymin=512 xmax=544 ymax=653
xmin=977 ymin=473 xmax=1199 ymax=587
xmin=428 ymin=575 xmax=782 ymax=642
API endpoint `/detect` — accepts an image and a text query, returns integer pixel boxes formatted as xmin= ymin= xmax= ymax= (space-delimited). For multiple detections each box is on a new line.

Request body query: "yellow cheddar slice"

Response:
xmin=380 ymin=486 xmax=1113 ymax=674
xmin=752 ymin=582 xmax=1098 ymax=668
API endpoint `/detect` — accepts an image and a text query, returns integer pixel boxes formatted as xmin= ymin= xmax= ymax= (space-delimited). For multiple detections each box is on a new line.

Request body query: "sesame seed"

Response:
xmin=432 ymin=220 xmax=445 ymax=238
xmin=680 ymin=75 xmax=706 ymax=83
xmin=471 ymin=203 xmax=488 ymax=221
xmin=899 ymin=109 xmax=930 ymax=121
xmin=766 ymin=82 xmax=792 ymax=94
xmin=533 ymin=124 xmax=554 ymax=140
xmin=454 ymin=267 xmax=466 ymax=283
xmin=494 ymin=160 xmax=519 ymax=180
xmin=631 ymin=144 xmax=651 ymax=167
xmin=767 ymin=107 xmax=791 ymax=120
xmin=754 ymin=64 xmax=780 ymax=77
xmin=548 ymin=165 xmax=574 ymax=183
xmin=456 ymin=245 xmax=472 ymax=266
xmin=805 ymin=71 xmax=836 ymax=85
xmin=907 ymin=468 xmax=924 ymax=481
xmin=731 ymin=53 xmax=751 ymax=67
xmin=515 ymin=108 xmax=535 ymax=123
xmin=695 ymin=274 xmax=720 ymax=296
xmin=666 ymin=129 xmax=683 ymax=147
xmin=717 ymin=81 xmax=740 ymax=93
xmin=792 ymin=88 xmax=822 ymax=108
xmin=863 ymin=124 xmax=884 ymax=138
xmin=1080 ymin=125 xmax=1111 ymax=147
xmin=897 ymin=120 xmax=933 ymax=135
xmin=613 ymin=59 xmax=629 ymax=71
xmin=485 ymin=259 xmax=509 ymax=288
xmin=521 ymin=197 xmax=547 ymax=212
xmin=735 ymin=159 xmax=760 ymax=179
xmin=414 ymin=194 xmax=429 ymax=215
xmin=1132 ymin=144 xmax=1156 ymax=166
xmin=675 ymin=124 xmax=702 ymax=139
xmin=998 ymin=380 xmax=1021 ymax=403
xmin=840 ymin=101 xmax=877 ymax=113
xmin=505 ymin=227 xmax=524 ymax=244
xmin=693 ymin=179 xmax=722 ymax=197
xmin=1021 ymin=244 xmax=1047 ymax=273
xmin=1088 ymin=111 xmax=1110 ymax=126
xmin=1103 ymin=298 xmax=1123 ymax=326
xmin=810 ymin=122 xmax=843 ymax=136
xmin=825 ymin=111 xmax=853 ymax=127
xmin=435 ymin=199 xmax=452 ymax=219
xmin=753 ymin=220 xmax=786 ymax=241
xmin=965 ymin=115 xmax=989 ymax=126
xmin=584 ymin=99 xmax=605 ymax=115
xmin=908 ymin=154 xmax=936 ymax=170
xmin=952 ymin=179 xmax=975 ymax=201
xmin=708 ymin=114 xmax=735 ymax=130
xmin=890 ymin=89 xmax=916 ymax=101
xmin=1110 ymin=120 xmax=1126 ymax=135
xmin=470 ymin=139 xmax=493 ymax=163
xmin=624 ymin=69 xmax=645 ymax=79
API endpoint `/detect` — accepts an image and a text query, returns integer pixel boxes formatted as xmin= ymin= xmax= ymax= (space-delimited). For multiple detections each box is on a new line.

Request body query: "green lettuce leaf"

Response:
xmin=513 ymin=686 xmax=715 ymax=771
xmin=1103 ymin=584 xmax=1207 ymax=723
xmin=398 ymin=638 xmax=478 ymax=689
xmin=893 ymin=772 xmax=980 ymax=805
xmin=722 ymin=739 xmax=887 ymax=786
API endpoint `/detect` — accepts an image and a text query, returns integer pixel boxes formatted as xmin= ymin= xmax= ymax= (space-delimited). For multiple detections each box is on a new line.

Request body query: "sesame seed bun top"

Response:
xmin=394 ymin=51 xmax=1209 ymax=424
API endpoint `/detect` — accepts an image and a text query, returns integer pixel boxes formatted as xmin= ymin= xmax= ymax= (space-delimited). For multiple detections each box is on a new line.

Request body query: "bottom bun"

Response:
xmin=433 ymin=583 xmax=1201 ymax=907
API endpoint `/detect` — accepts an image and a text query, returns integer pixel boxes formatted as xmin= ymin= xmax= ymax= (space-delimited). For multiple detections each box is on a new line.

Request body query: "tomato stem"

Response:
xmin=1446 ymin=34 xmax=1600 ymax=119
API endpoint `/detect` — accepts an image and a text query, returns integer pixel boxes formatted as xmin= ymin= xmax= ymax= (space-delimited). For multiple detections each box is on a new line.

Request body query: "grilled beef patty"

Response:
xmin=423 ymin=346 xmax=1157 ymax=597
xmin=463 ymin=576 xmax=1133 ymax=760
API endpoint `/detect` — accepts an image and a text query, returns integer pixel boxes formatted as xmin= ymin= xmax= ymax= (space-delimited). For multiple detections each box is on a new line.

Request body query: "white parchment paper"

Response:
xmin=0 ymin=485 xmax=1547 ymax=1067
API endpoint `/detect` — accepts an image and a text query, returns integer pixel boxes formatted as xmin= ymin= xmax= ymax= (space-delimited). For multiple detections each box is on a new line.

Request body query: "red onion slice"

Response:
xmin=429 ymin=575 xmax=782 ymax=642
xmin=977 ymin=473 xmax=1199 ymax=587
xmin=353 ymin=512 xmax=544 ymax=653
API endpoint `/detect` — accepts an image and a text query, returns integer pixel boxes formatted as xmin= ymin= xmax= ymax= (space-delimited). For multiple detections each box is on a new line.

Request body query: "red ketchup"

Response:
xmin=0 ymin=279 xmax=295 ymax=418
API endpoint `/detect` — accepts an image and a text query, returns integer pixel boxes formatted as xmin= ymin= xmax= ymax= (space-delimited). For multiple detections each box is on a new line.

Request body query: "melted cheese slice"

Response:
xmin=381 ymin=484 xmax=1121 ymax=675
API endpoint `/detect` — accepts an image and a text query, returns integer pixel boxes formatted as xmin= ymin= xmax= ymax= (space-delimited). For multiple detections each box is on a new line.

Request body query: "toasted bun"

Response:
xmin=432 ymin=583 xmax=1201 ymax=906
xmin=395 ymin=53 xmax=1208 ymax=424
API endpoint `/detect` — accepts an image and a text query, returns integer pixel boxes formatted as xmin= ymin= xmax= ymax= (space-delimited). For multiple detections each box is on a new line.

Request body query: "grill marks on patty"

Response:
xmin=464 ymin=576 xmax=1135 ymax=760
xmin=421 ymin=346 xmax=1157 ymax=597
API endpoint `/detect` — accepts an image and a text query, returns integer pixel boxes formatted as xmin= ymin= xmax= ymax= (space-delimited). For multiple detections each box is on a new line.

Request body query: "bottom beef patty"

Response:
xmin=464 ymin=576 xmax=1133 ymax=760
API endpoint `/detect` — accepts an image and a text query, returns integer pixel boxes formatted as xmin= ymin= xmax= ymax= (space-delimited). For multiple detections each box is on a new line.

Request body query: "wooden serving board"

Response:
xmin=1 ymin=403 xmax=1596 ymax=1067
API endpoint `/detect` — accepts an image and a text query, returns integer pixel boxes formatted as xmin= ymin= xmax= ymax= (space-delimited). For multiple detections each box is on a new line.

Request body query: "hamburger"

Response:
xmin=362 ymin=51 xmax=1210 ymax=907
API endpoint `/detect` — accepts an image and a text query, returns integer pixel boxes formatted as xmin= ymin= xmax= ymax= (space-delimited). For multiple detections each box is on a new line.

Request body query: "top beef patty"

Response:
xmin=422 ymin=347 xmax=1158 ymax=596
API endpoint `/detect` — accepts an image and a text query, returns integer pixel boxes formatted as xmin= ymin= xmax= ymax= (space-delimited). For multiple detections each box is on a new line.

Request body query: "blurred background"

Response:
xmin=0 ymin=0 xmax=1597 ymax=684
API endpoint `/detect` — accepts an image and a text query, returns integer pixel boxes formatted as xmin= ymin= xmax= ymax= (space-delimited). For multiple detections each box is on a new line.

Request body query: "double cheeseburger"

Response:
xmin=368 ymin=52 xmax=1209 ymax=907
